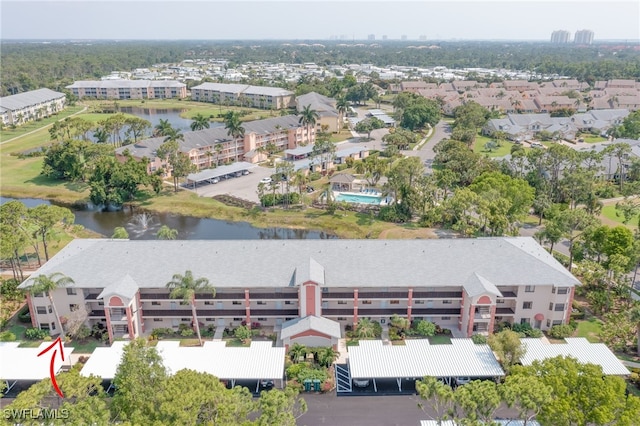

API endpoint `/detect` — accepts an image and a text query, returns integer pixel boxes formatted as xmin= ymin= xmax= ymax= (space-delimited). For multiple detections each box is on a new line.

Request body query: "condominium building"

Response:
xmin=574 ymin=29 xmax=594 ymax=45
xmin=550 ymin=30 xmax=571 ymax=44
xmin=190 ymin=83 xmax=294 ymax=110
xmin=114 ymin=114 xmax=314 ymax=174
xmin=19 ymin=238 xmax=580 ymax=344
xmin=66 ymin=80 xmax=187 ymax=100
xmin=0 ymin=88 xmax=66 ymax=126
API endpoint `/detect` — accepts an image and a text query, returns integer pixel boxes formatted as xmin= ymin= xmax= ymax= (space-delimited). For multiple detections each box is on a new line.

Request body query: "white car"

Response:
xmin=353 ymin=379 xmax=370 ymax=388
xmin=260 ymin=177 xmax=272 ymax=184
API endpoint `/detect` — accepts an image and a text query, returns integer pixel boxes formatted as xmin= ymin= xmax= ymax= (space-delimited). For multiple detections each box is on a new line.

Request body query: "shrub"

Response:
xmin=18 ymin=306 xmax=31 ymax=324
xmin=526 ymin=328 xmax=543 ymax=338
xmin=0 ymin=331 xmax=16 ymax=341
xmin=471 ymin=334 xmax=487 ymax=344
xmin=234 ymin=325 xmax=252 ymax=341
xmin=25 ymin=327 xmax=48 ymax=340
xmin=548 ymin=324 xmax=574 ymax=339
xmin=180 ymin=328 xmax=194 ymax=337
xmin=413 ymin=320 xmax=436 ymax=337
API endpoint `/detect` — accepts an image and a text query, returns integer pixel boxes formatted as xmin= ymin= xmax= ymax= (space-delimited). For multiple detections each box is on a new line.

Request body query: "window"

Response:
xmin=181 ymin=318 xmax=190 ymax=322
xmin=337 ymin=317 xmax=347 ymax=321
xmin=520 ymin=318 xmax=530 ymax=325
xmin=285 ymin=301 xmax=292 ymax=305
xmin=390 ymin=300 xmax=400 ymax=305
xmin=362 ymin=300 xmax=372 ymax=305
xmin=257 ymin=318 xmax=267 ymax=321
xmin=205 ymin=318 xmax=215 ymax=321
xmin=69 ymin=304 xmax=79 ymax=311
xmin=33 ymin=292 xmax=44 ymax=298
xmin=546 ymin=320 xmax=551 ymax=328
xmin=37 ymin=306 xmax=47 ymax=314
xmin=257 ymin=301 xmax=267 ymax=305
xmin=557 ymin=287 xmax=569 ymax=295
xmin=338 ymin=301 xmax=347 ymax=305
xmin=414 ymin=300 xmax=424 ymax=305
xmin=525 ymin=286 xmax=535 ymax=293
xmin=549 ymin=303 xmax=553 ymax=311
xmin=441 ymin=316 xmax=451 ymax=320
xmin=522 ymin=302 xmax=533 ymax=309
xmin=66 ymin=288 xmax=77 ymax=295
xmin=204 ymin=301 xmax=213 ymax=305
xmin=443 ymin=300 xmax=452 ymax=304
xmin=151 ymin=301 xmax=161 ymax=306
xmin=552 ymin=320 xmax=563 ymax=326
xmin=232 ymin=301 xmax=242 ymax=305
xmin=554 ymin=303 xmax=565 ymax=312
xmin=497 ymin=299 xmax=505 ymax=304
xmin=40 ymin=323 xmax=50 ymax=330
xmin=153 ymin=318 xmax=163 ymax=322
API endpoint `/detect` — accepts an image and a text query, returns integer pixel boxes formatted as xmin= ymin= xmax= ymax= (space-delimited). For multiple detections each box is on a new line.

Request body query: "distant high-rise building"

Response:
xmin=367 ymin=34 xmax=375 ymax=40
xmin=574 ymin=29 xmax=594 ymax=45
xmin=419 ymin=35 xmax=427 ymax=41
xmin=382 ymin=35 xmax=388 ymax=41
xmin=550 ymin=30 xmax=570 ymax=44
xmin=401 ymin=35 xmax=408 ymax=41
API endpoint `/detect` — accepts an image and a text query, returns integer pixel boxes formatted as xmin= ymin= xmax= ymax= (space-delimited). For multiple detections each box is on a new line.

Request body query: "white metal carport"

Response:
xmin=0 ymin=341 xmax=75 ymax=392
xmin=348 ymin=339 xmax=504 ymax=392
xmin=185 ymin=162 xmax=258 ymax=186
xmin=81 ymin=340 xmax=286 ymax=391
xmin=520 ymin=337 xmax=630 ymax=375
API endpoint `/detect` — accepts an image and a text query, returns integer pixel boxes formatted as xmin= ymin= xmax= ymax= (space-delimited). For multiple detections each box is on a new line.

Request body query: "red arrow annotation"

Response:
xmin=37 ymin=336 xmax=65 ymax=398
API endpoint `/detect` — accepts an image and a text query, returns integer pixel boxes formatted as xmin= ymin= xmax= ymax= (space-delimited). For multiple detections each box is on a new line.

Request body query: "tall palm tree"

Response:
xmin=223 ymin=112 xmax=245 ymax=161
xmin=190 ymin=113 xmax=210 ymax=131
xmin=335 ymin=97 xmax=349 ymax=129
xmin=288 ymin=343 xmax=307 ymax=364
xmin=298 ymin=105 xmax=320 ymax=143
xmin=316 ymin=346 xmax=339 ymax=367
xmin=28 ymin=272 xmax=75 ymax=336
xmin=166 ymin=270 xmax=215 ymax=346
xmin=154 ymin=118 xmax=173 ymax=137
xmin=215 ymin=143 xmax=223 ymax=166
xmin=629 ymin=304 xmax=640 ymax=357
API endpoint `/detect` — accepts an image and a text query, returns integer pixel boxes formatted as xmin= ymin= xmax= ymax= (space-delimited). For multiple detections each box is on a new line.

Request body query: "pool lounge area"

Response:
xmin=334 ymin=191 xmax=392 ymax=206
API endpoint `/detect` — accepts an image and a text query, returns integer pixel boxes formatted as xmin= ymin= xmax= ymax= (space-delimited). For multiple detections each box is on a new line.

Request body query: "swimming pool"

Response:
xmin=335 ymin=192 xmax=383 ymax=205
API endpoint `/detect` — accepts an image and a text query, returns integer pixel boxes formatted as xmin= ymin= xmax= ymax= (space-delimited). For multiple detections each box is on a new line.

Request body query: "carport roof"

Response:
xmin=348 ymin=339 xmax=504 ymax=379
xmin=186 ymin=161 xmax=257 ymax=183
xmin=0 ymin=342 xmax=75 ymax=381
xmin=520 ymin=337 xmax=630 ymax=375
xmin=81 ymin=340 xmax=285 ymax=380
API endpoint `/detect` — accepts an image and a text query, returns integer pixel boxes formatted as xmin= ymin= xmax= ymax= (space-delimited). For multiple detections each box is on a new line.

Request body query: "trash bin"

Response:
xmin=313 ymin=379 xmax=321 ymax=392
xmin=303 ymin=379 xmax=312 ymax=392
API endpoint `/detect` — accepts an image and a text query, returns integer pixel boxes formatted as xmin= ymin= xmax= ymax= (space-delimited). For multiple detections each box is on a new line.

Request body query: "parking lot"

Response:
xmin=186 ymin=165 xmax=275 ymax=203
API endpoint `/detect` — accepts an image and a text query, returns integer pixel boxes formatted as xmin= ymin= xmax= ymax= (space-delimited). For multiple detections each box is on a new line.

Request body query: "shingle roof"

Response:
xmin=280 ymin=315 xmax=341 ymax=339
xmin=0 ymin=88 xmax=65 ymax=111
xmin=463 ymin=273 xmax=502 ymax=298
xmin=66 ymin=80 xmax=185 ymax=89
xmin=97 ymin=274 xmax=139 ymax=301
xmin=18 ymin=237 xmax=580 ymax=291
xmin=192 ymin=82 xmax=293 ymax=97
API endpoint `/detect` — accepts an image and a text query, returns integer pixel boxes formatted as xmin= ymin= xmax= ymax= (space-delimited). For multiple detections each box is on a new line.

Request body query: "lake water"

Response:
xmin=117 ymin=106 xmax=223 ymax=133
xmin=0 ymin=197 xmax=335 ymax=240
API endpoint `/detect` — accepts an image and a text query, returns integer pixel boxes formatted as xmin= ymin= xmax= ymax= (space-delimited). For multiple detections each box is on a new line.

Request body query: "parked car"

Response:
xmin=260 ymin=177 xmax=272 ymax=184
xmin=353 ymin=379 xmax=370 ymax=388
xmin=242 ymin=170 xmax=250 ymax=175
xmin=260 ymin=380 xmax=274 ymax=388
xmin=455 ymin=377 xmax=471 ymax=386
xmin=306 ymin=186 xmax=315 ymax=193
xmin=234 ymin=171 xmax=243 ymax=177
xmin=530 ymin=142 xmax=543 ymax=149
xmin=210 ymin=177 xmax=220 ymax=184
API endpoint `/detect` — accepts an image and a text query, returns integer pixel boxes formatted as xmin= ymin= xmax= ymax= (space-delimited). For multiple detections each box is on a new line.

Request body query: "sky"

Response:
xmin=2 ymin=0 xmax=639 ymax=41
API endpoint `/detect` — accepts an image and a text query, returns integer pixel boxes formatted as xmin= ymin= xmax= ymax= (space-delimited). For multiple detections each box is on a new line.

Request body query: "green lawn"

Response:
xmin=18 ymin=341 xmax=43 ymax=348
xmin=473 ymin=135 xmax=513 ymax=157
xmin=601 ymin=205 xmax=639 ymax=229
xmin=429 ymin=335 xmax=452 ymax=345
xmin=581 ymin=135 xmax=607 ymax=144
xmin=224 ymin=338 xmax=250 ymax=347
xmin=7 ymin=324 xmax=27 ymax=339
xmin=68 ymin=339 xmax=105 ymax=354
xmin=574 ymin=317 xmax=603 ymax=343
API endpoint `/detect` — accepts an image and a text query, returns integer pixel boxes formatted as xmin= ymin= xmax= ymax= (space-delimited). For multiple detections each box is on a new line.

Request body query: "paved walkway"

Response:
xmin=212 ymin=325 xmax=225 ymax=341
xmin=622 ymin=360 xmax=640 ymax=369
xmin=336 ymin=338 xmax=349 ymax=364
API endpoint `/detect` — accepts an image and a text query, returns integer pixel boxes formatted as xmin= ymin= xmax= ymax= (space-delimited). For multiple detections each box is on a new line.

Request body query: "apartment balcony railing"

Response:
xmin=496 ymin=307 xmax=515 ymax=315
xmin=499 ymin=291 xmax=518 ymax=298
xmin=84 ymin=293 xmax=101 ymax=300
xmin=357 ymin=291 xmax=409 ymax=299
xmin=411 ymin=308 xmax=462 ymax=316
xmin=89 ymin=310 xmax=106 ymax=318
xmin=142 ymin=309 xmax=247 ymax=317
xmin=322 ymin=292 xmax=356 ymax=299
xmin=412 ymin=291 xmax=463 ymax=299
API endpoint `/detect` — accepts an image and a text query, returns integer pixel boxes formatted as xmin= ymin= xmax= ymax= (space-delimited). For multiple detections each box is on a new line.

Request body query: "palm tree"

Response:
xmin=154 ymin=118 xmax=173 ymax=137
xmin=316 ymin=346 xmax=339 ymax=367
xmin=298 ymin=105 xmax=320 ymax=143
xmin=223 ymin=112 xmax=245 ymax=161
xmin=93 ymin=127 xmax=109 ymax=144
xmin=354 ymin=318 xmax=377 ymax=339
xmin=163 ymin=127 xmax=184 ymax=145
xmin=335 ymin=97 xmax=349 ymax=129
xmin=288 ymin=342 xmax=307 ymax=363
xmin=190 ymin=113 xmax=210 ymax=131
xmin=166 ymin=270 xmax=215 ymax=346
xmin=215 ymin=143 xmax=223 ymax=166
xmin=28 ymin=273 xmax=75 ymax=336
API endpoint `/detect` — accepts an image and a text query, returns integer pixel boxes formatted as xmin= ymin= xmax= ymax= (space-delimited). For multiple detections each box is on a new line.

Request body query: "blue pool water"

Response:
xmin=335 ymin=193 xmax=382 ymax=205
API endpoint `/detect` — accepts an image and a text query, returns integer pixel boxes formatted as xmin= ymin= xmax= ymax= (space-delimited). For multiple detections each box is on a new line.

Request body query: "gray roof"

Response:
xmin=296 ymin=92 xmax=338 ymax=117
xmin=463 ymin=273 xmax=502 ymax=298
xmin=67 ymin=80 xmax=185 ymax=89
xmin=285 ymin=145 xmax=314 ymax=156
xmin=192 ymin=82 xmax=293 ymax=97
xmin=0 ymin=88 xmax=65 ymax=111
xmin=280 ymin=315 xmax=341 ymax=339
xmin=18 ymin=237 xmax=580 ymax=291
xmin=186 ymin=162 xmax=257 ymax=183
xmin=97 ymin=274 xmax=139 ymax=301
xmin=329 ymin=173 xmax=356 ymax=184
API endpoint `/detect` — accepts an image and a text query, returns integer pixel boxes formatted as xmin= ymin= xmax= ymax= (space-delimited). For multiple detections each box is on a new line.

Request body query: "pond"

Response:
xmin=116 ymin=106 xmax=223 ymax=133
xmin=0 ymin=197 xmax=335 ymax=240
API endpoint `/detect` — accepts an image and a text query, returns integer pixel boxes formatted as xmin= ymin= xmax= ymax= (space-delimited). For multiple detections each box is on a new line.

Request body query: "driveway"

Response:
xmin=402 ymin=120 xmax=451 ymax=172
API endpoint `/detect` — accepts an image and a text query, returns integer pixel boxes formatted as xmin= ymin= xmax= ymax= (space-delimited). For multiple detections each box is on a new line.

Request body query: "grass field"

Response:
xmin=428 ymin=335 xmax=452 ymax=345
xmin=601 ymin=204 xmax=639 ymax=229
xmin=574 ymin=317 xmax=603 ymax=343
xmin=0 ymin=106 xmax=85 ymax=143
xmin=473 ymin=135 xmax=512 ymax=157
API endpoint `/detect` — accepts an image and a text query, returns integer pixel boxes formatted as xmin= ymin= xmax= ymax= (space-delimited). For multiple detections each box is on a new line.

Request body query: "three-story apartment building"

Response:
xmin=19 ymin=238 xmax=580 ymax=344
xmin=66 ymin=80 xmax=187 ymax=100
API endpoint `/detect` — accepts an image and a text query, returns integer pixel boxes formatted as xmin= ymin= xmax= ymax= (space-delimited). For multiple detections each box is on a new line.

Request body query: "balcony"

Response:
xmin=84 ymin=293 xmax=101 ymax=300
xmin=496 ymin=307 xmax=515 ymax=315
xmin=248 ymin=293 xmax=297 ymax=300
xmin=89 ymin=310 xmax=106 ymax=318
xmin=499 ymin=291 xmax=518 ymax=298
xmin=411 ymin=308 xmax=461 ymax=316
xmin=322 ymin=292 xmax=355 ymax=299
xmin=412 ymin=291 xmax=463 ymax=299
xmin=357 ymin=291 xmax=409 ymax=299
xmin=142 ymin=309 xmax=246 ymax=317
xmin=475 ymin=308 xmax=491 ymax=320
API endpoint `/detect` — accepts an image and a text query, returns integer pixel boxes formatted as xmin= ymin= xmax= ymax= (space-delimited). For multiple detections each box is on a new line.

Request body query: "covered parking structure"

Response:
xmin=520 ymin=337 xmax=630 ymax=375
xmin=347 ymin=339 xmax=504 ymax=394
xmin=0 ymin=342 xmax=74 ymax=393
xmin=185 ymin=161 xmax=258 ymax=187
xmin=81 ymin=340 xmax=286 ymax=393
